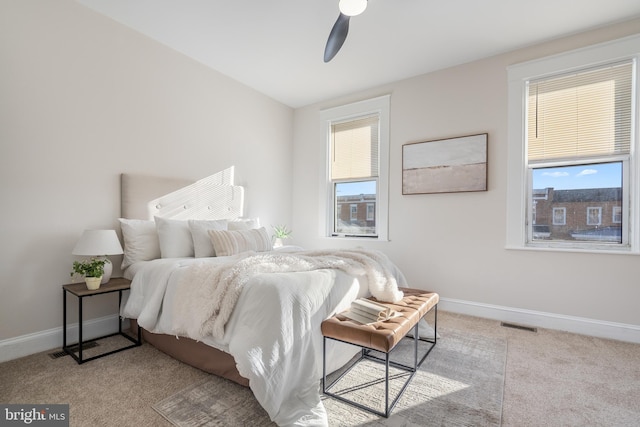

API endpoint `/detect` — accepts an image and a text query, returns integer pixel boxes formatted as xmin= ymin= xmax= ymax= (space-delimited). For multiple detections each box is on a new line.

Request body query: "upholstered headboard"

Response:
xmin=120 ymin=173 xmax=244 ymax=220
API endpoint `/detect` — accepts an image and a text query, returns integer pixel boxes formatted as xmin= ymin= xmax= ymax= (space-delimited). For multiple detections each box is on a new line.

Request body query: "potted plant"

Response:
xmin=272 ymin=225 xmax=292 ymax=248
xmin=71 ymin=257 xmax=110 ymax=290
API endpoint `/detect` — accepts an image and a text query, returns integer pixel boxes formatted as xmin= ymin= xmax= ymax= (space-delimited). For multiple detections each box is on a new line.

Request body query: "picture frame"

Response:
xmin=402 ymin=133 xmax=488 ymax=195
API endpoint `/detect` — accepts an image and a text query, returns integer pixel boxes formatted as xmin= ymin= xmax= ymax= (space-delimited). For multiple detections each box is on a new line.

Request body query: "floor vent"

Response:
xmin=48 ymin=341 xmax=99 ymax=359
xmin=48 ymin=350 xmax=67 ymax=359
xmin=500 ymin=322 xmax=537 ymax=333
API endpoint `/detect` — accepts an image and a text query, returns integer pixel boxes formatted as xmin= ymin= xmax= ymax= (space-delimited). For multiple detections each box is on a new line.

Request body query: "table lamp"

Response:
xmin=72 ymin=229 xmax=124 ymax=284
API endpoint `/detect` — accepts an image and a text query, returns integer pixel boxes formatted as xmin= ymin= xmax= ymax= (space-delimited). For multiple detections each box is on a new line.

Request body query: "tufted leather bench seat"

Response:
xmin=321 ymin=288 xmax=438 ymax=418
xmin=322 ymin=288 xmax=439 ymax=353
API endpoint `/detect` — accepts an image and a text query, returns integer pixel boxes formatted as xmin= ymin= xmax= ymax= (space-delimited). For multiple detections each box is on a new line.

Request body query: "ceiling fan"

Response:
xmin=324 ymin=0 xmax=368 ymax=62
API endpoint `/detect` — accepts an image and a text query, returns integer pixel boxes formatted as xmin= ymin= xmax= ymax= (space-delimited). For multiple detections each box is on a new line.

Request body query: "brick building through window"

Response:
xmin=533 ymin=187 xmax=622 ymax=242
xmin=336 ymin=194 xmax=376 ymax=235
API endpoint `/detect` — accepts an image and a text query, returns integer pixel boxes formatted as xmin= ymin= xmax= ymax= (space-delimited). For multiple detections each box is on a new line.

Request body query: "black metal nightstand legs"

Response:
xmin=62 ymin=289 xmax=66 ymax=350
xmin=78 ymin=296 xmax=83 ymax=361
xmin=62 ymin=285 xmax=141 ymax=364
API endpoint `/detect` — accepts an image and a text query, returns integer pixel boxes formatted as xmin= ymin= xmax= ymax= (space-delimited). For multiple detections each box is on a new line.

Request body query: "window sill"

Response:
xmin=505 ymin=244 xmax=639 ymax=255
xmin=322 ymin=235 xmax=390 ymax=242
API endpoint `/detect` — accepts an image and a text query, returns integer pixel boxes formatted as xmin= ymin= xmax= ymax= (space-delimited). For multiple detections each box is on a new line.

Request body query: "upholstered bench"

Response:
xmin=321 ymin=288 xmax=439 ymax=417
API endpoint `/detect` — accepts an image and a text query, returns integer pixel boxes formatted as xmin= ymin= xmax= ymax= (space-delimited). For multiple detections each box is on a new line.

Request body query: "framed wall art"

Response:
xmin=402 ymin=133 xmax=488 ymax=195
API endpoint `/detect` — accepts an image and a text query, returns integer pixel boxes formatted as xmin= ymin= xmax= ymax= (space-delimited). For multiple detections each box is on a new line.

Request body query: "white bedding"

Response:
xmin=121 ymin=250 xmax=407 ymax=426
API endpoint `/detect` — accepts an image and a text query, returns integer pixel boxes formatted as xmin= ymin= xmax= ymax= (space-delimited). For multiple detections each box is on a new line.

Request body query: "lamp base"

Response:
xmin=100 ymin=257 xmax=113 ymax=284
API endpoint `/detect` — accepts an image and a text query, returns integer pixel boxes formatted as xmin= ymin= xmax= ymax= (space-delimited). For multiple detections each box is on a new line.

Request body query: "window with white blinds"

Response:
xmin=524 ymin=60 xmax=634 ymax=248
xmin=330 ymin=114 xmax=380 ymax=237
xmin=506 ymin=35 xmax=640 ymax=253
xmin=321 ymin=95 xmax=390 ymax=240
xmin=527 ymin=61 xmax=633 ymax=163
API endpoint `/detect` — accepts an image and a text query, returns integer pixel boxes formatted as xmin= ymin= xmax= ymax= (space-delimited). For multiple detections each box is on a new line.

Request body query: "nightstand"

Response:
xmin=62 ymin=277 xmax=141 ymax=364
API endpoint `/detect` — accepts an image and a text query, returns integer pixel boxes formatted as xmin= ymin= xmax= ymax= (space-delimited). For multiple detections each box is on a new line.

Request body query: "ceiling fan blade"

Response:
xmin=324 ymin=13 xmax=350 ymax=62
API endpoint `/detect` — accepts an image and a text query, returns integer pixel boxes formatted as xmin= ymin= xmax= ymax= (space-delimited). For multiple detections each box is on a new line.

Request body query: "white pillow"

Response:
xmin=155 ymin=217 xmax=194 ymax=258
xmin=227 ymin=217 xmax=260 ymax=231
xmin=208 ymin=227 xmax=272 ymax=257
xmin=188 ymin=219 xmax=228 ymax=258
xmin=118 ymin=218 xmax=161 ymax=269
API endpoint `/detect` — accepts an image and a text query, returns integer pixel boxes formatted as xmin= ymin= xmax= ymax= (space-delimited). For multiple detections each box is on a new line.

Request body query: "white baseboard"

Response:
xmin=3 ymin=299 xmax=638 ymax=363
xmin=439 ymin=297 xmax=640 ymax=344
xmin=0 ymin=315 xmax=129 ymax=363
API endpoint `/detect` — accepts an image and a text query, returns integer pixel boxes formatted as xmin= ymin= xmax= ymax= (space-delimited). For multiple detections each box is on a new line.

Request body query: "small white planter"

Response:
xmin=84 ymin=276 xmax=103 ymax=290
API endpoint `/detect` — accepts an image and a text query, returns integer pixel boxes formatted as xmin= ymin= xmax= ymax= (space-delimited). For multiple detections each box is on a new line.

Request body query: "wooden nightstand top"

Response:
xmin=63 ymin=277 xmax=132 ymax=297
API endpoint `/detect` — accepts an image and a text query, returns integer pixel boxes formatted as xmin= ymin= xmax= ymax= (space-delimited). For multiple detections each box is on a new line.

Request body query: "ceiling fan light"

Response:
xmin=338 ymin=0 xmax=367 ymax=17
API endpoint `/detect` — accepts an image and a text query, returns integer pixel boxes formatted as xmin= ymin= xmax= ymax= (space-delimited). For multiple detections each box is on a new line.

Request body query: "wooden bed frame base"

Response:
xmin=130 ymin=320 xmax=249 ymax=387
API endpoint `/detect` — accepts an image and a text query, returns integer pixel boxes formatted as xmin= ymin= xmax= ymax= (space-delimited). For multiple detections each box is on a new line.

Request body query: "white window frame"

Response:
xmin=506 ymin=34 xmax=640 ymax=254
xmin=320 ymin=95 xmax=390 ymax=240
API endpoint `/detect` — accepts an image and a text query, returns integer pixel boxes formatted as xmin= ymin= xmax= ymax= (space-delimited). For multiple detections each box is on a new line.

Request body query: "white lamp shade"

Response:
xmin=73 ymin=229 xmax=123 ymax=284
xmin=339 ymin=0 xmax=367 ymax=16
xmin=72 ymin=229 xmax=123 ymax=256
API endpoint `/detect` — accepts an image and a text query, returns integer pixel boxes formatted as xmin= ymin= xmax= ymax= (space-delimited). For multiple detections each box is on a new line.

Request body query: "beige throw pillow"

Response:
xmin=208 ymin=227 xmax=272 ymax=257
xmin=118 ymin=218 xmax=160 ymax=269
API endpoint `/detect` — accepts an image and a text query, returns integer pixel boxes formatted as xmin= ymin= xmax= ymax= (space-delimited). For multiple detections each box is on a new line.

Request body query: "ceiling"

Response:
xmin=77 ymin=0 xmax=640 ymax=108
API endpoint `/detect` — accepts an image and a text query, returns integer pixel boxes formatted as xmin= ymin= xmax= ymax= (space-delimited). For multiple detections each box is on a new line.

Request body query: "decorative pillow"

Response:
xmin=118 ymin=218 xmax=161 ymax=269
xmin=208 ymin=227 xmax=272 ymax=257
xmin=227 ymin=217 xmax=261 ymax=231
xmin=188 ymin=219 xmax=228 ymax=258
xmin=155 ymin=217 xmax=194 ymax=258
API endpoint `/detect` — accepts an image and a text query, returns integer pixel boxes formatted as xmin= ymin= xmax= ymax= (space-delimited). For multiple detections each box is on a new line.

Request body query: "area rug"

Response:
xmin=152 ymin=328 xmax=506 ymax=426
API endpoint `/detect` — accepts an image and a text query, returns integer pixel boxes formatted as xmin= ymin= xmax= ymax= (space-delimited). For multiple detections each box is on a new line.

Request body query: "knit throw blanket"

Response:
xmin=172 ymin=249 xmax=405 ymax=341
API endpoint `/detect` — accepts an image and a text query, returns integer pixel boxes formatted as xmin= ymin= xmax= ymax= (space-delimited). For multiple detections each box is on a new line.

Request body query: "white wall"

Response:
xmin=292 ymin=20 xmax=640 ymax=333
xmin=1 ymin=1 xmax=638 ymax=359
xmin=0 ymin=1 xmax=293 ymax=343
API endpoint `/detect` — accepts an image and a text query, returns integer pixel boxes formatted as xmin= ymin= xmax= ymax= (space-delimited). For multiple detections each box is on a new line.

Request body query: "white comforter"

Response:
xmin=121 ymin=249 xmax=407 ymax=426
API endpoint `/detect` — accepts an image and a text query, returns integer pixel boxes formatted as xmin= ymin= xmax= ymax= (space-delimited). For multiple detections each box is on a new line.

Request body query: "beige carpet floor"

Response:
xmin=1 ymin=311 xmax=639 ymax=426
xmin=153 ymin=328 xmax=505 ymax=426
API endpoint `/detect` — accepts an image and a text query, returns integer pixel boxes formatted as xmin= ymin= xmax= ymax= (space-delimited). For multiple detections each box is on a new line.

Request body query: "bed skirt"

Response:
xmin=130 ymin=319 xmax=249 ymax=387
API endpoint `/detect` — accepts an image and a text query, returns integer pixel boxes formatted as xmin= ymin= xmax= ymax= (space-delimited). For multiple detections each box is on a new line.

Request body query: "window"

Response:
xmin=366 ymin=203 xmax=375 ymax=221
xmin=506 ymin=35 xmax=640 ymax=253
xmin=613 ymin=206 xmax=622 ymax=223
xmin=531 ymin=162 xmax=623 ymax=244
xmin=321 ymin=96 xmax=390 ymax=239
xmin=587 ymin=207 xmax=602 ymax=226
xmin=553 ymin=208 xmax=566 ymax=225
xmin=527 ymin=63 xmax=630 ymax=245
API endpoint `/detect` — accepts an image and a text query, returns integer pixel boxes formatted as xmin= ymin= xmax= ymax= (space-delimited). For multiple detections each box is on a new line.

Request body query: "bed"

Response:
xmin=117 ymin=172 xmax=408 ymax=426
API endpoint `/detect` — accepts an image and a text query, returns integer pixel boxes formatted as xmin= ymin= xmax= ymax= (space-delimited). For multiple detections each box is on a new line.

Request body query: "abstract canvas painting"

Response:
xmin=403 ymin=133 xmax=487 ymax=194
